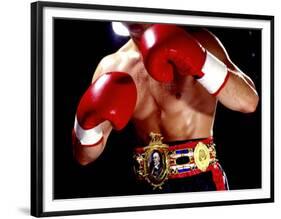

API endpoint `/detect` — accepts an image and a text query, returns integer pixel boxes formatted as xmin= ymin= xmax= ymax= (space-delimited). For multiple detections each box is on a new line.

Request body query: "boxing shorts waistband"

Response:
xmin=133 ymin=133 xmax=220 ymax=190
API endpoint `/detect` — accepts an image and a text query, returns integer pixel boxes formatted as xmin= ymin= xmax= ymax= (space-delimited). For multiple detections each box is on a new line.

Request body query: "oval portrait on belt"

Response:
xmin=147 ymin=150 xmax=166 ymax=180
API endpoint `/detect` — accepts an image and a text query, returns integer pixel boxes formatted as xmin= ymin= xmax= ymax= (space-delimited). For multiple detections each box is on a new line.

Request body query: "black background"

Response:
xmin=54 ymin=19 xmax=261 ymax=199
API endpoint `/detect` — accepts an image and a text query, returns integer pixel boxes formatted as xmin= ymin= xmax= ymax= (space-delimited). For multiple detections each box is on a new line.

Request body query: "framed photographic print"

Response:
xmin=31 ymin=1 xmax=274 ymax=217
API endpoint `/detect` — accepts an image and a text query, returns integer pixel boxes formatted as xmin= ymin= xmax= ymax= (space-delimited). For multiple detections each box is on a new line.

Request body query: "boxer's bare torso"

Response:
xmin=74 ymin=25 xmax=258 ymax=165
xmin=94 ymin=29 xmax=220 ymax=145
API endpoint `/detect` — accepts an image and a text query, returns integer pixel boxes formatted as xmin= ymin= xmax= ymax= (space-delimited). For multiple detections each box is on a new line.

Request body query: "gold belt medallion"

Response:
xmin=194 ymin=142 xmax=210 ymax=172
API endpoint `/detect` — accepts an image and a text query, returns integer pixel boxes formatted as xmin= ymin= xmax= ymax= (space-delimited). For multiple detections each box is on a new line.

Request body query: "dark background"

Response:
xmin=53 ymin=19 xmax=261 ymax=199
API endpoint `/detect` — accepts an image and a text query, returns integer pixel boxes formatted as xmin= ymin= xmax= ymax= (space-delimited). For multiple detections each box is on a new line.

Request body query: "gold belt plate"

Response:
xmin=194 ymin=142 xmax=211 ymax=172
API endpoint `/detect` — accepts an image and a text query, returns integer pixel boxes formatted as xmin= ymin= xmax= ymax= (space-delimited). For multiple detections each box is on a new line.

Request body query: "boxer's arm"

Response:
xmin=73 ymin=64 xmax=137 ymax=165
xmin=73 ymin=61 xmax=108 ymax=165
xmin=191 ymin=29 xmax=259 ymax=113
xmin=216 ymin=61 xmax=259 ymax=113
xmin=138 ymin=24 xmax=258 ymax=113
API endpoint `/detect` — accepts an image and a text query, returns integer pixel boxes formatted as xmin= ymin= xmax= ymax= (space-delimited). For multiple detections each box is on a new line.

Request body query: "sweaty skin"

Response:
xmin=74 ymin=26 xmax=259 ymax=165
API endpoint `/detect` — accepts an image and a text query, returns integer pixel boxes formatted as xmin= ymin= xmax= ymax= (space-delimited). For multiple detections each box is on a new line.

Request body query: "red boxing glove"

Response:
xmin=138 ymin=24 xmax=229 ymax=95
xmin=73 ymin=72 xmax=137 ymax=147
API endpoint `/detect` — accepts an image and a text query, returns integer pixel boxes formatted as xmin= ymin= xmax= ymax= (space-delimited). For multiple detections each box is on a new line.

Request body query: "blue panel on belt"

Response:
xmin=176 ymin=149 xmax=189 ymax=154
xmin=178 ymin=167 xmax=190 ymax=173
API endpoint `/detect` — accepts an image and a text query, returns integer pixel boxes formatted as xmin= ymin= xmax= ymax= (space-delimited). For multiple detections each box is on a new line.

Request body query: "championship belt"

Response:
xmin=133 ymin=133 xmax=217 ymax=190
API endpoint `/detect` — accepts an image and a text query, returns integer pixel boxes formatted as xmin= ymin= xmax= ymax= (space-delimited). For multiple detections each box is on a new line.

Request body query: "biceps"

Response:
xmin=227 ymin=61 xmax=256 ymax=90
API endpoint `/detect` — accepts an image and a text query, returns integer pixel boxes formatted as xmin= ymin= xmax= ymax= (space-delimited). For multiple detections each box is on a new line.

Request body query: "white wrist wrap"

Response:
xmin=74 ymin=116 xmax=103 ymax=145
xmin=197 ymin=51 xmax=228 ymax=95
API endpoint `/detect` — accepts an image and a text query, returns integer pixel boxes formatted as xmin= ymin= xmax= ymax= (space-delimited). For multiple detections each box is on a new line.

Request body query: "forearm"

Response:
xmin=74 ymin=141 xmax=105 ymax=165
xmin=216 ymin=70 xmax=259 ymax=113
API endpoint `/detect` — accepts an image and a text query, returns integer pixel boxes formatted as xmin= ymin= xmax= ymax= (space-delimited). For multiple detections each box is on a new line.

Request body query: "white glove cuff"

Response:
xmin=197 ymin=51 xmax=229 ymax=95
xmin=74 ymin=116 xmax=103 ymax=146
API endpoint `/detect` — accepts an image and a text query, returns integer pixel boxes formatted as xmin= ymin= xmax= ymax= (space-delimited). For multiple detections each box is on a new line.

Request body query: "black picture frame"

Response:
xmin=31 ymin=1 xmax=274 ymax=217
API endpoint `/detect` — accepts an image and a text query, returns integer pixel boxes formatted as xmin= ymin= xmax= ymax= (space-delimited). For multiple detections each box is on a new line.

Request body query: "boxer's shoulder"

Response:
xmin=186 ymin=27 xmax=230 ymax=64
xmin=116 ymin=39 xmax=142 ymax=64
xmin=185 ymin=27 xmax=217 ymax=43
xmin=96 ymin=40 xmax=141 ymax=74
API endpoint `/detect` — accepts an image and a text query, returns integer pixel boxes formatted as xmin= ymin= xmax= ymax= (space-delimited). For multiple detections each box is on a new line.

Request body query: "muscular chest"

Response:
xmin=133 ymin=70 xmax=211 ymax=119
xmin=131 ymin=67 xmax=216 ymax=143
xmin=150 ymin=74 xmax=196 ymax=106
